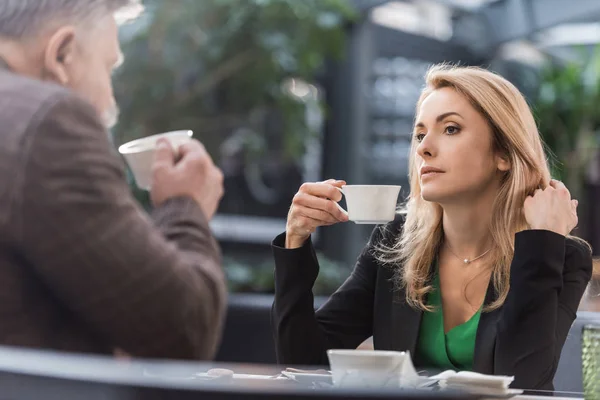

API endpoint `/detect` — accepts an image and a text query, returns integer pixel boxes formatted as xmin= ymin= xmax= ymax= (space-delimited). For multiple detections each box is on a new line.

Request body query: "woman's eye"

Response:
xmin=445 ymin=125 xmax=460 ymax=135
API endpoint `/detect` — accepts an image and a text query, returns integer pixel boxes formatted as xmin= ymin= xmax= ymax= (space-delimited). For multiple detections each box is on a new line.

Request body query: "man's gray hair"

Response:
xmin=0 ymin=0 xmax=144 ymax=39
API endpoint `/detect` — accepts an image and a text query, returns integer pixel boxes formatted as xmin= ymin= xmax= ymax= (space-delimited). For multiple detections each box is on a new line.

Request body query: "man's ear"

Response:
xmin=43 ymin=26 xmax=77 ymax=84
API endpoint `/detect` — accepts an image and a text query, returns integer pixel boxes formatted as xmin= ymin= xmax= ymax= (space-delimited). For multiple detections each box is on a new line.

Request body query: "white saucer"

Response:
xmin=281 ymin=371 xmax=332 ymax=384
xmin=351 ymin=220 xmax=392 ymax=225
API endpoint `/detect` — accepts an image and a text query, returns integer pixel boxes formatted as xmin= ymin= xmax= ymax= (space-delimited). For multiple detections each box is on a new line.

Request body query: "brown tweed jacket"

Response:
xmin=0 ymin=68 xmax=227 ymax=360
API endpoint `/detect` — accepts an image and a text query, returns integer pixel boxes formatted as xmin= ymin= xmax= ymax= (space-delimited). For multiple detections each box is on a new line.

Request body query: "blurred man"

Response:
xmin=0 ymin=0 xmax=227 ymax=360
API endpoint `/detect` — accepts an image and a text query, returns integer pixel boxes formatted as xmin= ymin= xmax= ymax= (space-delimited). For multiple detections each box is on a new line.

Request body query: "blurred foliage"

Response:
xmin=224 ymin=252 xmax=349 ymax=296
xmin=535 ymin=46 xmax=600 ymax=199
xmin=112 ymin=0 xmax=356 ymax=293
xmin=113 ymin=0 xmax=355 ymax=208
xmin=113 ymin=0 xmax=355 ymax=155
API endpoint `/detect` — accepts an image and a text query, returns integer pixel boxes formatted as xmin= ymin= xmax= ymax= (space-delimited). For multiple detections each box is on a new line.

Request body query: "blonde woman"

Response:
xmin=271 ymin=65 xmax=593 ymax=390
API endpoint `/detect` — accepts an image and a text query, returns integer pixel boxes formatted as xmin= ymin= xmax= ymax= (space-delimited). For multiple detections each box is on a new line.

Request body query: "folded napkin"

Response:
xmin=432 ymin=371 xmax=518 ymax=396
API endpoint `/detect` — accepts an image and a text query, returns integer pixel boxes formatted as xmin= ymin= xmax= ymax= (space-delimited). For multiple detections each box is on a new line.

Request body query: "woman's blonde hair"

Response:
xmin=377 ymin=63 xmax=585 ymax=312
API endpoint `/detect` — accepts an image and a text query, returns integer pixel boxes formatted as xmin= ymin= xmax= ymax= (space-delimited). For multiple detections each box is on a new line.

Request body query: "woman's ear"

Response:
xmin=496 ymin=152 xmax=511 ymax=172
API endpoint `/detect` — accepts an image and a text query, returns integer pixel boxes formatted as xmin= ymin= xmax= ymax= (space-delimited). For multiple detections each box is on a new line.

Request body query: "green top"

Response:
xmin=415 ymin=267 xmax=481 ymax=371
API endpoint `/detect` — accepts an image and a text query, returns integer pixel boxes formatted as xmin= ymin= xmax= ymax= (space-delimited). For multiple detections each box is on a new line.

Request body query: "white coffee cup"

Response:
xmin=118 ymin=130 xmax=193 ymax=190
xmin=341 ymin=185 xmax=401 ymax=224
xmin=327 ymin=349 xmax=418 ymax=388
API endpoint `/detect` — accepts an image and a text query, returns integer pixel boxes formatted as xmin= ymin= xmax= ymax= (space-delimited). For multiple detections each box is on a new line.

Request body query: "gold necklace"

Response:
xmin=445 ymin=242 xmax=491 ymax=265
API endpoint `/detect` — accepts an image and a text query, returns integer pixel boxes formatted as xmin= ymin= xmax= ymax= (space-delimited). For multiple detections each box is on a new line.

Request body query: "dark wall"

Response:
xmin=320 ymin=20 xmax=486 ymax=266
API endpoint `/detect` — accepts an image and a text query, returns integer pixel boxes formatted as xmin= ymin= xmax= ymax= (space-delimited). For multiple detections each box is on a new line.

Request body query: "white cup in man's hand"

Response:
xmin=118 ymin=130 xmax=193 ymax=190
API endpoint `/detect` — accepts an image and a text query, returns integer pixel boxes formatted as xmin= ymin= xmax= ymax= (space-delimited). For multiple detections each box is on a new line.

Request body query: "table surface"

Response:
xmin=512 ymin=397 xmax=582 ymax=400
xmin=0 ymin=346 xmax=589 ymax=400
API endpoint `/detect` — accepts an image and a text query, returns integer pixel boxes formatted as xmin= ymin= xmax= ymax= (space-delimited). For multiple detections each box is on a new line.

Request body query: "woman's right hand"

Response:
xmin=285 ymin=179 xmax=349 ymax=249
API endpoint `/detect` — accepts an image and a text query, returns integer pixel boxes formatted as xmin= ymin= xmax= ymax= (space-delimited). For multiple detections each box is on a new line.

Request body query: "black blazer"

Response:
xmin=271 ymin=215 xmax=593 ymax=391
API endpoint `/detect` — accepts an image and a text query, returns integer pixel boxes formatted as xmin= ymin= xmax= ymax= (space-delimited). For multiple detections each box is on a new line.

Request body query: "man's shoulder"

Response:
xmin=0 ymin=70 xmax=73 ymax=109
xmin=0 ymin=70 xmax=100 ymax=130
xmin=0 ymin=70 xmax=100 ymax=146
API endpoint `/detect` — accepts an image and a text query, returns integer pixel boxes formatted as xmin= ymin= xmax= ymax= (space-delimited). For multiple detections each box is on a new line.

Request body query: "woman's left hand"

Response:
xmin=523 ymin=179 xmax=578 ymax=237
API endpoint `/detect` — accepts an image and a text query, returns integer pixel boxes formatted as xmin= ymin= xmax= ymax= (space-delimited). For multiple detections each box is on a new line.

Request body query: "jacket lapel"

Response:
xmin=391 ymin=292 xmax=423 ymax=355
xmin=387 ymin=261 xmax=500 ymax=372
xmin=389 ymin=265 xmax=436 ymax=355
xmin=473 ymin=282 xmax=500 ymax=374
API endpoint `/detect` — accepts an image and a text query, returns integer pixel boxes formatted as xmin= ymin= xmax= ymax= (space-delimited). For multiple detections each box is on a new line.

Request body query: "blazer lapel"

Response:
xmin=389 ymin=266 xmax=436 ymax=355
xmin=391 ymin=293 xmax=423 ymax=355
xmin=473 ymin=282 xmax=500 ymax=374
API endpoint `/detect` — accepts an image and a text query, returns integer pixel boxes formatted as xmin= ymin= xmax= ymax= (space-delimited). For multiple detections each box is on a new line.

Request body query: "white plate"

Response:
xmin=448 ymin=387 xmax=523 ymax=398
xmin=490 ymin=389 xmax=525 ymax=398
xmin=352 ymin=220 xmax=392 ymax=225
xmin=195 ymin=372 xmax=286 ymax=381
xmin=281 ymin=371 xmax=333 ymax=384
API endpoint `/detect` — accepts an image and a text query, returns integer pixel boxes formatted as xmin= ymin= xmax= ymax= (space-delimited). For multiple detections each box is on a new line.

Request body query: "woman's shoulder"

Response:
xmin=564 ymin=236 xmax=593 ymax=273
xmin=565 ymin=235 xmax=592 ymax=255
xmin=367 ymin=212 xmax=405 ymax=248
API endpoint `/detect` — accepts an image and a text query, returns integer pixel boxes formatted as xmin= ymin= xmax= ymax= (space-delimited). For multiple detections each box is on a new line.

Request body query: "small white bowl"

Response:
xmin=327 ymin=350 xmax=415 ymax=388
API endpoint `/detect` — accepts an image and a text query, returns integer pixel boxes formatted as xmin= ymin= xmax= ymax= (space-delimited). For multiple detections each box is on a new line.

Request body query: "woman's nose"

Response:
xmin=416 ymin=133 xmax=434 ymax=158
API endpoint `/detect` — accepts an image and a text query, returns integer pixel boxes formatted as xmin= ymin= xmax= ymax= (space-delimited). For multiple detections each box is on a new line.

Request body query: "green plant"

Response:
xmin=534 ymin=47 xmax=600 ymax=201
xmin=224 ymin=253 xmax=349 ymax=296
xmin=113 ymin=0 xmax=355 ymax=208
xmin=113 ymin=0 xmax=354 ymax=151
xmin=111 ymin=0 xmax=356 ymax=293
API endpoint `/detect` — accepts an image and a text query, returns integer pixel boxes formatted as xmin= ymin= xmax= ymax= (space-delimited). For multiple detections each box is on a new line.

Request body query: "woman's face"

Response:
xmin=413 ymin=87 xmax=510 ymax=204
